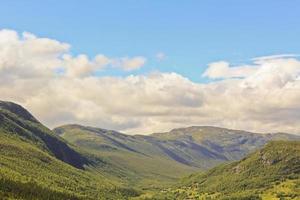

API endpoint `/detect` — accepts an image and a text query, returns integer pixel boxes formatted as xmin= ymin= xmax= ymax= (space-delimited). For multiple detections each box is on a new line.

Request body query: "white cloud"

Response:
xmin=202 ymin=61 xmax=258 ymax=79
xmin=252 ymin=54 xmax=299 ymax=61
xmin=112 ymin=56 xmax=146 ymax=71
xmin=63 ymin=54 xmax=110 ymax=78
xmin=0 ymin=29 xmax=145 ymax=79
xmin=241 ymin=58 xmax=300 ymax=89
xmin=1 ymin=29 xmax=300 ymax=135
xmin=0 ymin=29 xmax=69 ymax=78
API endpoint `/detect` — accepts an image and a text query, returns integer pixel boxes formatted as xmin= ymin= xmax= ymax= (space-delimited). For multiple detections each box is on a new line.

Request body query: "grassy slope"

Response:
xmin=1 ymin=100 xmax=299 ymax=199
xmin=54 ymin=125 xmax=197 ymax=189
xmin=0 ymin=101 xmax=89 ymax=169
xmin=54 ymin=124 xmax=300 ymax=189
xmin=152 ymin=126 xmax=300 ymax=161
xmin=153 ymin=141 xmax=300 ymax=200
xmin=0 ymin=101 xmax=138 ymax=200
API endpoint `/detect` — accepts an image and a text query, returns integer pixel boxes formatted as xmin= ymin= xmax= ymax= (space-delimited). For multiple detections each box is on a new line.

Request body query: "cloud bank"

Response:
xmin=1 ymin=29 xmax=300 ymax=135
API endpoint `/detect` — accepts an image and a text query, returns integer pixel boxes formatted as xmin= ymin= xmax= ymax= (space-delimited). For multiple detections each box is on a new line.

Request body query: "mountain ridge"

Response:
xmin=0 ymin=100 xmax=139 ymax=199
xmin=154 ymin=140 xmax=300 ymax=199
xmin=54 ymin=123 xmax=300 ymax=188
xmin=1 ymin=100 xmax=300 ymax=199
xmin=0 ymin=101 xmax=90 ymax=169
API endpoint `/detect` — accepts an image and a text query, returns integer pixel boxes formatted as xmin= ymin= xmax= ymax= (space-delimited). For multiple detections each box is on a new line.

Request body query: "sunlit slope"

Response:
xmin=0 ymin=101 xmax=138 ymax=199
xmin=54 ymin=124 xmax=300 ymax=188
xmin=54 ymin=125 xmax=198 ymax=187
xmin=154 ymin=141 xmax=300 ymax=200
xmin=152 ymin=126 xmax=300 ymax=161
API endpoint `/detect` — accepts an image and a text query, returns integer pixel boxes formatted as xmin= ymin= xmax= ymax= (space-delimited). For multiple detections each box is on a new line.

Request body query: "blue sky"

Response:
xmin=1 ymin=0 xmax=300 ymax=82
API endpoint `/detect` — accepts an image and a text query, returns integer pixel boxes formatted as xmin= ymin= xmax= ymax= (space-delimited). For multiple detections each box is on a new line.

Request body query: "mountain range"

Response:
xmin=0 ymin=100 xmax=299 ymax=199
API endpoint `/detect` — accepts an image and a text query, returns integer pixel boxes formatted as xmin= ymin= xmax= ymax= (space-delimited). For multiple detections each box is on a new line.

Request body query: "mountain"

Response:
xmin=0 ymin=101 xmax=138 ymax=199
xmin=54 ymin=124 xmax=300 ymax=188
xmin=0 ymin=101 xmax=89 ymax=169
xmin=152 ymin=126 xmax=300 ymax=163
xmin=1 ymin=100 xmax=299 ymax=199
xmin=54 ymin=124 xmax=198 ymax=188
xmin=154 ymin=141 xmax=300 ymax=200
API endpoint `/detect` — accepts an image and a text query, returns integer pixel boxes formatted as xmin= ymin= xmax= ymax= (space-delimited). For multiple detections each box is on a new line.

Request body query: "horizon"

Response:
xmin=54 ymin=123 xmax=298 ymax=136
xmin=1 ymin=1 xmax=300 ymax=134
xmin=1 ymin=99 xmax=299 ymax=136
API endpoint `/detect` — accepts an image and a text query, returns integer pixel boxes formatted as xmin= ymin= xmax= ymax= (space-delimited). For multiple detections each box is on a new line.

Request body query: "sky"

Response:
xmin=2 ymin=0 xmax=300 ymax=82
xmin=1 ymin=1 xmax=300 ymax=134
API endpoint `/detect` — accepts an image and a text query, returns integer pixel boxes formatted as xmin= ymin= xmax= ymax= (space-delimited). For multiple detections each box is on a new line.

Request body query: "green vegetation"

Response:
xmin=54 ymin=124 xmax=299 ymax=188
xmin=152 ymin=126 xmax=300 ymax=161
xmin=0 ymin=100 xmax=299 ymax=199
xmin=0 ymin=101 xmax=138 ymax=199
xmin=54 ymin=125 xmax=198 ymax=189
xmin=152 ymin=141 xmax=300 ymax=200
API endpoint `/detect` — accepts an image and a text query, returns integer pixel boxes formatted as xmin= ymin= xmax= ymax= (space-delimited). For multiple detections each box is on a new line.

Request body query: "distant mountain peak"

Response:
xmin=54 ymin=124 xmax=124 ymax=136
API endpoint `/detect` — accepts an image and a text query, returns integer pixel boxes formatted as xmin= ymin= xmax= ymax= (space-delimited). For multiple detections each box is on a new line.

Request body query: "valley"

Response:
xmin=0 ymin=100 xmax=299 ymax=199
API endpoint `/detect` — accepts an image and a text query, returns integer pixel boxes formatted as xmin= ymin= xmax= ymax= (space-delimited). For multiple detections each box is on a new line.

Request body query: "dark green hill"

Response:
xmin=0 ymin=101 xmax=88 ymax=169
xmin=0 ymin=101 xmax=138 ymax=199
xmin=154 ymin=141 xmax=300 ymax=200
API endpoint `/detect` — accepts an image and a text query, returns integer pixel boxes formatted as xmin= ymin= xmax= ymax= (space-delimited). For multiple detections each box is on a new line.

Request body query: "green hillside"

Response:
xmin=0 ymin=101 xmax=90 ymax=169
xmin=54 ymin=125 xmax=198 ymax=188
xmin=153 ymin=141 xmax=300 ymax=200
xmin=152 ymin=126 xmax=300 ymax=161
xmin=0 ymin=101 xmax=138 ymax=199
xmin=54 ymin=124 xmax=300 ymax=188
xmin=1 ymin=100 xmax=299 ymax=199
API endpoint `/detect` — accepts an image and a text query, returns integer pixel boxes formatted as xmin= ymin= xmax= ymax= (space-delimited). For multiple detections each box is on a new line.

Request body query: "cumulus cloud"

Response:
xmin=63 ymin=54 xmax=110 ymax=78
xmin=1 ymin=29 xmax=300 ymax=135
xmin=0 ymin=29 xmax=69 ymax=78
xmin=0 ymin=29 xmax=146 ymax=79
xmin=112 ymin=56 xmax=146 ymax=71
xmin=202 ymin=61 xmax=258 ymax=79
